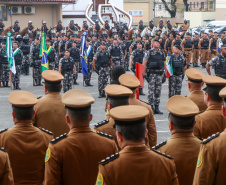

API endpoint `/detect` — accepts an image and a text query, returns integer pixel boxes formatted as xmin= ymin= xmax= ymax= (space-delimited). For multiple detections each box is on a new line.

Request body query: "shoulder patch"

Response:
xmin=197 ymin=137 xmax=204 ymax=141
xmin=94 ymin=131 xmax=114 ymax=140
xmin=152 ymin=141 xmax=167 ymax=150
xmin=39 ymin=127 xmax=54 ymax=135
xmin=151 ymin=149 xmax=173 ymax=159
xmin=99 ymin=153 xmax=119 ymax=165
xmin=201 ymin=133 xmax=220 ymax=144
xmin=50 ymin=133 xmax=67 ymax=144
xmin=94 ymin=120 xmax=109 ymax=128
xmin=0 ymin=128 xmax=8 ymax=134
xmin=0 ymin=147 xmax=7 ymax=152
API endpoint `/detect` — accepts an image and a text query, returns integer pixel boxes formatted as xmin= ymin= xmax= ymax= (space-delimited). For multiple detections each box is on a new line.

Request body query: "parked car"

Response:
xmin=215 ymin=27 xmax=226 ymax=36
xmin=207 ymin=21 xmax=226 ymax=28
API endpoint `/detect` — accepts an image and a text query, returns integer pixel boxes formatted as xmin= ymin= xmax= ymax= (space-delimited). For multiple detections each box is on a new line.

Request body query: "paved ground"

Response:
xmin=0 ymin=65 xmax=210 ymax=144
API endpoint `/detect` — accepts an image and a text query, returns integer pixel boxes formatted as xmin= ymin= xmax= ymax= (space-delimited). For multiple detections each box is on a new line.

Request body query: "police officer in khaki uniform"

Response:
xmin=193 ymin=87 xmax=226 ymax=185
xmin=0 ymin=91 xmax=53 ymax=185
xmin=119 ymin=73 xmax=157 ymax=147
xmin=181 ymin=32 xmax=193 ymax=68
xmin=192 ymin=33 xmax=200 ymax=67
xmin=153 ymin=95 xmax=201 ymax=185
xmin=0 ymin=148 xmax=14 ymax=184
xmin=96 ymin=105 xmax=179 ymax=185
xmin=180 ymin=20 xmax=189 ymax=38
xmin=45 ymin=89 xmax=117 ymax=185
xmin=186 ymin=68 xmax=207 ymax=111
xmin=94 ymin=84 xmax=133 ymax=150
xmin=199 ymin=32 xmax=209 ymax=68
xmin=194 ymin=75 xmax=226 ymax=138
xmin=33 ymin=70 xmax=70 ymax=138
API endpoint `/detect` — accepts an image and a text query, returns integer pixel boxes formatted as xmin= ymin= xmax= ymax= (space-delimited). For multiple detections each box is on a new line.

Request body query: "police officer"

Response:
xmin=130 ymin=41 xmax=145 ymax=95
xmin=82 ymin=20 xmax=89 ymax=32
xmin=172 ymin=32 xmax=182 ymax=51
xmin=180 ymin=19 xmax=190 ymax=38
xmin=54 ymin=20 xmax=63 ymax=36
xmin=41 ymin=21 xmax=48 ymax=35
xmin=0 ymin=41 xmax=9 ymax=87
xmin=30 ymin=36 xmax=42 ymax=86
xmin=15 ymin=34 xmax=23 ymax=47
xmin=123 ymin=35 xmax=132 ymax=71
xmin=117 ymin=37 xmax=127 ymax=66
xmin=149 ymin=20 xmax=154 ymax=31
xmin=159 ymin=32 xmax=167 ymax=54
xmin=138 ymin=20 xmax=144 ymax=33
xmin=46 ymin=40 xmax=57 ymax=70
xmin=12 ymin=41 xmax=23 ymax=90
xmin=65 ymin=35 xmax=74 ymax=50
xmin=115 ymin=22 xmax=121 ymax=35
xmin=168 ymin=45 xmax=186 ymax=98
xmin=129 ymin=34 xmax=144 ymax=53
xmin=59 ymin=35 xmax=67 ymax=58
xmin=206 ymin=44 xmax=226 ymax=79
xmin=85 ymin=39 xmax=94 ymax=86
xmin=20 ymin=36 xmax=31 ymax=75
xmin=53 ymin=36 xmax=61 ymax=70
xmin=192 ymin=33 xmax=200 ymax=67
xmin=217 ymin=31 xmax=226 ymax=50
xmin=59 ymin=50 xmax=76 ymax=93
xmin=94 ymin=20 xmax=101 ymax=38
xmin=93 ymin=42 xmax=113 ymax=98
xmin=69 ymin=41 xmax=80 ymax=85
xmin=199 ymin=32 xmax=209 ymax=68
xmin=67 ymin=20 xmax=78 ymax=36
xmin=13 ymin=20 xmax=20 ymax=35
xmin=108 ymin=38 xmax=122 ymax=67
xmin=158 ymin=19 xmax=164 ymax=35
xmin=27 ymin=21 xmax=34 ymax=35
xmin=103 ymin=20 xmax=110 ymax=31
xmin=181 ymin=32 xmax=193 ymax=68
xmin=166 ymin=19 xmax=172 ymax=34
xmin=209 ymin=31 xmax=218 ymax=59
xmin=0 ymin=18 xmax=5 ymax=35
xmin=165 ymin=32 xmax=174 ymax=55
xmin=143 ymin=39 xmax=166 ymax=114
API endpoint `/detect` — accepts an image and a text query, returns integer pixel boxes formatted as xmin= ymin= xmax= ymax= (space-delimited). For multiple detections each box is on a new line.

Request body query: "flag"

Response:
xmin=218 ymin=39 xmax=223 ymax=53
xmin=80 ymin=31 xmax=88 ymax=76
xmin=135 ymin=63 xmax=144 ymax=99
xmin=86 ymin=45 xmax=92 ymax=58
xmin=166 ymin=52 xmax=173 ymax=78
xmin=9 ymin=8 xmax=12 ymax=18
xmin=5 ymin=32 xmax=16 ymax=74
xmin=39 ymin=32 xmax=49 ymax=74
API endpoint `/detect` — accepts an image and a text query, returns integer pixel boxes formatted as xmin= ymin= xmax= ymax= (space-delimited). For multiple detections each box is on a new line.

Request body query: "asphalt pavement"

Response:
xmin=0 ymin=65 xmax=210 ymax=144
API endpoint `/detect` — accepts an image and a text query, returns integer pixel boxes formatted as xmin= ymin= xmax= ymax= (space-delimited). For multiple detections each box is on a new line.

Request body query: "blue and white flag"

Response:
xmin=80 ymin=31 xmax=88 ymax=76
xmin=218 ymin=39 xmax=223 ymax=53
xmin=86 ymin=45 xmax=92 ymax=58
xmin=9 ymin=8 xmax=12 ymax=18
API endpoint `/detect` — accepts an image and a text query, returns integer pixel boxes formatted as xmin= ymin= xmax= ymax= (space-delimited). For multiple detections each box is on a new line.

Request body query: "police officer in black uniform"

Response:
xmin=13 ymin=20 xmax=20 ymax=36
xmin=15 ymin=35 xmax=23 ymax=47
xmin=93 ymin=42 xmax=113 ymax=98
xmin=69 ymin=41 xmax=80 ymax=85
xmin=55 ymin=20 xmax=63 ymax=36
xmin=138 ymin=20 xmax=144 ymax=33
xmin=149 ymin=20 xmax=154 ymax=31
xmin=143 ymin=39 xmax=166 ymax=114
xmin=130 ymin=34 xmax=144 ymax=53
xmin=108 ymin=38 xmax=122 ymax=67
xmin=85 ymin=39 xmax=94 ymax=86
xmin=123 ymin=35 xmax=131 ymax=71
xmin=82 ymin=20 xmax=89 ymax=32
xmin=68 ymin=20 xmax=78 ymax=36
xmin=41 ymin=21 xmax=48 ymax=35
xmin=20 ymin=36 xmax=31 ymax=75
xmin=65 ymin=35 xmax=74 ymax=50
xmin=27 ymin=21 xmax=34 ymax=35
xmin=115 ymin=22 xmax=121 ymax=35
xmin=209 ymin=31 xmax=218 ymax=59
xmin=94 ymin=20 xmax=101 ymax=38
xmin=0 ymin=41 xmax=9 ymax=87
xmin=59 ymin=35 xmax=67 ymax=58
xmin=166 ymin=19 xmax=172 ymax=34
xmin=206 ymin=44 xmax=226 ymax=79
xmin=103 ymin=20 xmax=110 ymax=31
xmin=0 ymin=18 xmax=5 ymax=35
xmin=46 ymin=40 xmax=57 ymax=70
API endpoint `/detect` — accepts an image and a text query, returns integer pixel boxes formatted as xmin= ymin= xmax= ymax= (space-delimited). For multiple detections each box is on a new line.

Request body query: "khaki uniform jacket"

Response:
xmin=193 ymin=130 xmax=226 ymax=185
xmin=0 ymin=149 xmax=14 ymax=185
xmin=97 ymin=145 xmax=179 ymax=185
xmin=0 ymin=123 xmax=53 ymax=185
xmin=129 ymin=96 xmax=157 ymax=147
xmin=187 ymin=91 xmax=207 ymax=111
xmin=44 ymin=127 xmax=117 ymax=185
xmin=33 ymin=92 xmax=69 ymax=138
xmin=157 ymin=133 xmax=201 ymax=185
xmin=194 ymin=105 xmax=226 ymax=138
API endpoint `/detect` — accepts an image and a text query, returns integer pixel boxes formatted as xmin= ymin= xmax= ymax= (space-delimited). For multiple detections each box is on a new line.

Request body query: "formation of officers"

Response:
xmin=1 ymin=68 xmax=226 ymax=185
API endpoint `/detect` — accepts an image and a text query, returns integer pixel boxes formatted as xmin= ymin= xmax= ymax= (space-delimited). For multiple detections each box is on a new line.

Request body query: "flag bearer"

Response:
xmin=0 ymin=41 xmax=9 ymax=87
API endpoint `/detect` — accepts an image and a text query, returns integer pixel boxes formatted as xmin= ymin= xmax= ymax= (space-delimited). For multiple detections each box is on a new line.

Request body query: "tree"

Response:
xmin=161 ymin=0 xmax=177 ymax=18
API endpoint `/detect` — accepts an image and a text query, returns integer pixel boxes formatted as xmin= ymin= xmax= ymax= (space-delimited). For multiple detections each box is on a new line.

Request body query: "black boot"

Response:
xmin=193 ymin=63 xmax=195 ymax=67
xmin=2 ymin=82 xmax=6 ymax=87
xmin=88 ymin=82 xmax=93 ymax=86
xmin=5 ymin=82 xmax=9 ymax=87
xmin=85 ymin=82 xmax=89 ymax=87
xmin=151 ymin=105 xmax=155 ymax=113
xmin=34 ymin=79 xmax=38 ymax=86
xmin=13 ymin=83 xmax=16 ymax=90
xmin=202 ymin=63 xmax=205 ymax=68
xmin=102 ymin=90 xmax=106 ymax=97
xmin=16 ymin=83 xmax=21 ymax=90
xmin=139 ymin=87 xmax=145 ymax=96
xmin=187 ymin=65 xmax=190 ymax=69
xmin=98 ymin=91 xmax=103 ymax=98
xmin=154 ymin=105 xmax=163 ymax=114
xmin=74 ymin=80 xmax=79 ymax=85
xmin=38 ymin=80 xmax=43 ymax=86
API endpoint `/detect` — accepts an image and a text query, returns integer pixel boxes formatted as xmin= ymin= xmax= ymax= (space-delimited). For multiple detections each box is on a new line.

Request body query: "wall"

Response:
xmin=184 ymin=11 xmax=215 ymax=27
xmin=215 ymin=0 xmax=226 ymax=20
xmin=4 ymin=4 xmax=62 ymax=29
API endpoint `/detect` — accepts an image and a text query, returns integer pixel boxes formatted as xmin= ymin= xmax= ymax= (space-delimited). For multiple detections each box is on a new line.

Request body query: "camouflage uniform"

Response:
xmin=144 ymin=48 xmax=166 ymax=107
xmin=0 ymin=47 xmax=9 ymax=87
xmin=12 ymin=48 xmax=23 ymax=89
xmin=131 ymin=40 xmax=145 ymax=51
xmin=20 ymin=41 xmax=30 ymax=75
xmin=123 ymin=40 xmax=132 ymax=70
xmin=119 ymin=42 xmax=126 ymax=66
xmin=94 ymin=50 xmax=111 ymax=96
xmin=59 ymin=56 xmax=74 ymax=93
xmin=108 ymin=44 xmax=122 ymax=67
xmin=168 ymin=54 xmax=186 ymax=98
xmin=47 ymin=47 xmax=57 ymax=70
xmin=65 ymin=40 xmax=73 ymax=50
xmin=53 ymin=40 xmax=60 ymax=70
xmin=69 ymin=47 xmax=80 ymax=84
xmin=84 ymin=47 xmax=94 ymax=85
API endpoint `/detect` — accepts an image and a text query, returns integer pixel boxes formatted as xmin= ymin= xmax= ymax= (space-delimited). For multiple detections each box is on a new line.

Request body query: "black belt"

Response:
xmin=150 ymin=70 xmax=164 ymax=75
xmin=201 ymin=48 xmax=208 ymax=50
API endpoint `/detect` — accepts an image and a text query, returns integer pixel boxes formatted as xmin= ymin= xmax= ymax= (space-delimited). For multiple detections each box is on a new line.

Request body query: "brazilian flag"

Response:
xmin=39 ymin=32 xmax=49 ymax=75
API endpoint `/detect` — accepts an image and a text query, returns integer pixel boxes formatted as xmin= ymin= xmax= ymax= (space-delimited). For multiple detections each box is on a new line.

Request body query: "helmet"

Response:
xmin=184 ymin=19 xmax=187 ymax=23
xmin=139 ymin=20 xmax=143 ymax=23
xmin=159 ymin=19 xmax=163 ymax=23
xmin=16 ymin=35 xmax=22 ymax=42
xmin=23 ymin=36 xmax=29 ymax=40
xmin=58 ymin=20 xmax=62 ymax=23
xmin=95 ymin=20 xmax=99 ymax=23
xmin=105 ymin=20 xmax=108 ymax=22
xmin=43 ymin=21 xmax=47 ymax=24
xmin=28 ymin=21 xmax=32 ymax=24
xmin=167 ymin=19 xmax=170 ymax=23
xmin=15 ymin=20 xmax=19 ymax=23
xmin=11 ymin=37 xmax=15 ymax=41
xmin=116 ymin=22 xmax=119 ymax=24
xmin=83 ymin=20 xmax=87 ymax=23
xmin=70 ymin=20 xmax=74 ymax=23
xmin=149 ymin=19 xmax=153 ymax=22
xmin=3 ymin=36 xmax=7 ymax=41
xmin=12 ymin=41 xmax=19 ymax=45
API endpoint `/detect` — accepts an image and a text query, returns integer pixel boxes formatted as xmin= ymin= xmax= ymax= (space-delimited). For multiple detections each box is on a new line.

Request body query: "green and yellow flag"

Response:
xmin=39 ymin=32 xmax=49 ymax=74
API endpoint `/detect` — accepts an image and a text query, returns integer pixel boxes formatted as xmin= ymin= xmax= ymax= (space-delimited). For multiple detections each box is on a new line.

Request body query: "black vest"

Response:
xmin=14 ymin=25 xmax=20 ymax=32
xmin=0 ymin=48 xmax=8 ymax=64
xmin=56 ymin=25 xmax=63 ymax=32
xmin=20 ymin=42 xmax=30 ymax=55
xmin=98 ymin=51 xmax=110 ymax=66
xmin=184 ymin=39 xmax=193 ymax=48
xmin=211 ymin=38 xmax=218 ymax=49
xmin=160 ymin=39 xmax=166 ymax=50
xmin=215 ymin=54 xmax=226 ymax=78
xmin=105 ymin=24 xmax=110 ymax=30
xmin=111 ymin=46 xmax=121 ymax=57
xmin=147 ymin=49 xmax=165 ymax=71
xmin=201 ymin=39 xmax=209 ymax=48
xmin=194 ymin=39 xmax=199 ymax=49
xmin=70 ymin=48 xmax=80 ymax=61
xmin=62 ymin=57 xmax=74 ymax=72
xmin=171 ymin=54 xmax=184 ymax=75
xmin=48 ymin=49 xmax=55 ymax=63
xmin=133 ymin=49 xmax=145 ymax=68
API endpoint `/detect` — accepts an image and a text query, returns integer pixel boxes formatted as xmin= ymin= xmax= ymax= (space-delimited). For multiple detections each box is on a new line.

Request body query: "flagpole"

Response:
xmin=10 ymin=71 xmax=12 ymax=90
xmin=83 ymin=75 xmax=84 ymax=87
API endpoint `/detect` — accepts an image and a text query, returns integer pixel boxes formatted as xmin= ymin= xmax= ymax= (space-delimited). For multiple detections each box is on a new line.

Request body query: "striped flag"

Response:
xmin=218 ymin=39 xmax=223 ymax=53
xmin=5 ymin=32 xmax=16 ymax=74
xmin=166 ymin=52 xmax=173 ymax=78
xmin=39 ymin=32 xmax=49 ymax=74
xmin=80 ymin=31 xmax=88 ymax=76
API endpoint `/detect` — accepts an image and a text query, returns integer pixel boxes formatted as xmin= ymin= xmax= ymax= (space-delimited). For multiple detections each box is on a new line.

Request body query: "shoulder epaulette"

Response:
xmin=99 ymin=153 xmax=119 ymax=165
xmin=151 ymin=149 xmax=173 ymax=159
xmin=39 ymin=127 xmax=54 ymax=135
xmin=0 ymin=147 xmax=7 ymax=152
xmin=94 ymin=120 xmax=109 ymax=128
xmin=197 ymin=137 xmax=204 ymax=141
xmin=152 ymin=141 xmax=167 ymax=150
xmin=50 ymin=133 xmax=67 ymax=144
xmin=201 ymin=133 xmax=220 ymax=144
xmin=0 ymin=128 xmax=8 ymax=134
xmin=37 ymin=96 xmax=42 ymax=99
xmin=94 ymin=131 xmax=114 ymax=140
xmin=139 ymin=99 xmax=150 ymax=106
xmin=198 ymin=110 xmax=204 ymax=114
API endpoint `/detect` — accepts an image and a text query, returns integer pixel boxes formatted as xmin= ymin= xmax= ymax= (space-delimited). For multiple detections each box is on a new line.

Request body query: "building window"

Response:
xmin=193 ymin=2 xmax=195 ymax=8
xmin=190 ymin=2 xmax=192 ymax=9
xmin=0 ymin=5 xmax=6 ymax=21
xmin=201 ymin=2 xmax=204 ymax=9
xmin=209 ymin=1 xmax=214 ymax=9
xmin=197 ymin=2 xmax=199 ymax=7
xmin=158 ymin=5 xmax=162 ymax=11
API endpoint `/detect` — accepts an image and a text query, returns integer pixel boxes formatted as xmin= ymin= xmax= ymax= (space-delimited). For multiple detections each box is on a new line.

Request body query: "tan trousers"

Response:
xmin=184 ymin=50 xmax=192 ymax=66
xmin=201 ymin=49 xmax=209 ymax=64
xmin=193 ymin=49 xmax=199 ymax=64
